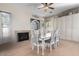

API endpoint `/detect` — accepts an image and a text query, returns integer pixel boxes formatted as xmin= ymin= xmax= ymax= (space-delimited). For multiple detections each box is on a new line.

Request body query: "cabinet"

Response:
xmin=65 ymin=15 xmax=72 ymax=41
xmin=58 ymin=15 xmax=73 ymax=41
xmin=72 ymin=13 xmax=79 ymax=41
xmin=58 ymin=13 xmax=79 ymax=42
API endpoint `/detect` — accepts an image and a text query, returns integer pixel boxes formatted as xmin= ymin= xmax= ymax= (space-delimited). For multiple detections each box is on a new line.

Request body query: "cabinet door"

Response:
xmin=65 ymin=15 xmax=72 ymax=40
xmin=73 ymin=13 xmax=79 ymax=41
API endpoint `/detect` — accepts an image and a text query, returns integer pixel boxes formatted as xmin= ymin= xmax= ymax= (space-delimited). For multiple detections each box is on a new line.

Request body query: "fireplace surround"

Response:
xmin=15 ymin=30 xmax=31 ymax=42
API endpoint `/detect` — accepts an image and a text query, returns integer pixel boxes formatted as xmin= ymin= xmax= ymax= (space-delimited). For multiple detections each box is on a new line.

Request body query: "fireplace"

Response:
xmin=16 ymin=30 xmax=31 ymax=42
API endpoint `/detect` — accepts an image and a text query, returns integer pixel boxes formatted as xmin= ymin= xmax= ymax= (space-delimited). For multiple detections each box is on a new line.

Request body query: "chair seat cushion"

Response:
xmin=45 ymin=39 xmax=51 ymax=43
xmin=38 ymin=40 xmax=42 ymax=43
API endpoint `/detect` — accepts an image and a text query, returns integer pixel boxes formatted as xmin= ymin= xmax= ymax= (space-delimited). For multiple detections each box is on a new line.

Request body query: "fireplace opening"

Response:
xmin=17 ymin=32 xmax=29 ymax=42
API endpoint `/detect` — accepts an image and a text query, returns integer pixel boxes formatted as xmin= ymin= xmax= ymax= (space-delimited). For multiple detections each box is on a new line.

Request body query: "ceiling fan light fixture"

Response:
xmin=38 ymin=3 xmax=54 ymax=12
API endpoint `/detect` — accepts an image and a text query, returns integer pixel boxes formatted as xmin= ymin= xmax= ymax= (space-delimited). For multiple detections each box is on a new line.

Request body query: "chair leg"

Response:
xmin=54 ymin=42 xmax=58 ymax=48
xmin=57 ymin=41 xmax=60 ymax=46
xmin=50 ymin=45 xmax=52 ymax=52
xmin=52 ymin=44 xmax=55 ymax=49
xmin=42 ymin=45 xmax=44 ymax=55
xmin=56 ymin=41 xmax=60 ymax=47
xmin=32 ymin=45 xmax=34 ymax=50
xmin=37 ymin=46 xmax=39 ymax=54
xmin=53 ymin=43 xmax=56 ymax=48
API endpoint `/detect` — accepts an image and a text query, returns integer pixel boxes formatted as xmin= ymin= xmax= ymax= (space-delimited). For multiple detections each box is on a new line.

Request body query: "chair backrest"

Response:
xmin=54 ymin=29 xmax=60 ymax=41
xmin=31 ymin=30 xmax=40 ymax=44
xmin=51 ymin=31 xmax=56 ymax=43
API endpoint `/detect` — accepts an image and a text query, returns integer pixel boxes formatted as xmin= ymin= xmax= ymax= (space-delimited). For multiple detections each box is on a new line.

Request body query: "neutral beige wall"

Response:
xmin=0 ymin=3 xmax=32 ymax=42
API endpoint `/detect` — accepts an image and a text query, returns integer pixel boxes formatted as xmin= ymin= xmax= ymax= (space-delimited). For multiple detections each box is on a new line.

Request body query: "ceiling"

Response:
xmin=30 ymin=3 xmax=79 ymax=17
xmin=0 ymin=3 xmax=78 ymax=17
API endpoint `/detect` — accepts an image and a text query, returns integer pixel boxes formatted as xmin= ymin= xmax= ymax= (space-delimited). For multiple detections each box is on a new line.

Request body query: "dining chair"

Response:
xmin=31 ymin=30 xmax=45 ymax=55
xmin=54 ymin=29 xmax=60 ymax=47
xmin=44 ymin=29 xmax=60 ymax=52
xmin=45 ymin=31 xmax=56 ymax=52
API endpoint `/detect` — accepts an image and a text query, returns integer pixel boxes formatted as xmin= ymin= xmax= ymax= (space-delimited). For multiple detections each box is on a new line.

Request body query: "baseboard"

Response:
xmin=61 ymin=39 xmax=79 ymax=43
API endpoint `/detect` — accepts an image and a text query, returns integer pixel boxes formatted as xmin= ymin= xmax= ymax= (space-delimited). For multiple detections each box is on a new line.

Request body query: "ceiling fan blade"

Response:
xmin=49 ymin=3 xmax=53 ymax=6
xmin=41 ymin=3 xmax=45 ymax=5
xmin=48 ymin=7 xmax=54 ymax=9
xmin=38 ymin=3 xmax=45 ymax=9
xmin=41 ymin=3 xmax=47 ymax=6
xmin=38 ymin=6 xmax=45 ymax=9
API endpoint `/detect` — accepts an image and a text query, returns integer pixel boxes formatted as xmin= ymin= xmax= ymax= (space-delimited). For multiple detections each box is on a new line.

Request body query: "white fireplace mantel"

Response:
xmin=15 ymin=30 xmax=31 ymax=41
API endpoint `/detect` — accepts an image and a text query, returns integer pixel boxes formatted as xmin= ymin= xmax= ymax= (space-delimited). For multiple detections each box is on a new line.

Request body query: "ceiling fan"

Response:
xmin=38 ymin=3 xmax=54 ymax=11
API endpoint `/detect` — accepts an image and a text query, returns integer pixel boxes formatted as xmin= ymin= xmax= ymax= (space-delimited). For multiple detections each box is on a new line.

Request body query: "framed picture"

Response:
xmin=30 ymin=18 xmax=40 ymax=30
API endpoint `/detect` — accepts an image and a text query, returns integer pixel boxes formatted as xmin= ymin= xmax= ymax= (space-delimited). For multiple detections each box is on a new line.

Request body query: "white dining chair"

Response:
xmin=54 ymin=29 xmax=60 ymax=47
xmin=44 ymin=29 xmax=60 ymax=52
xmin=31 ymin=30 xmax=45 ymax=55
xmin=45 ymin=31 xmax=56 ymax=52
